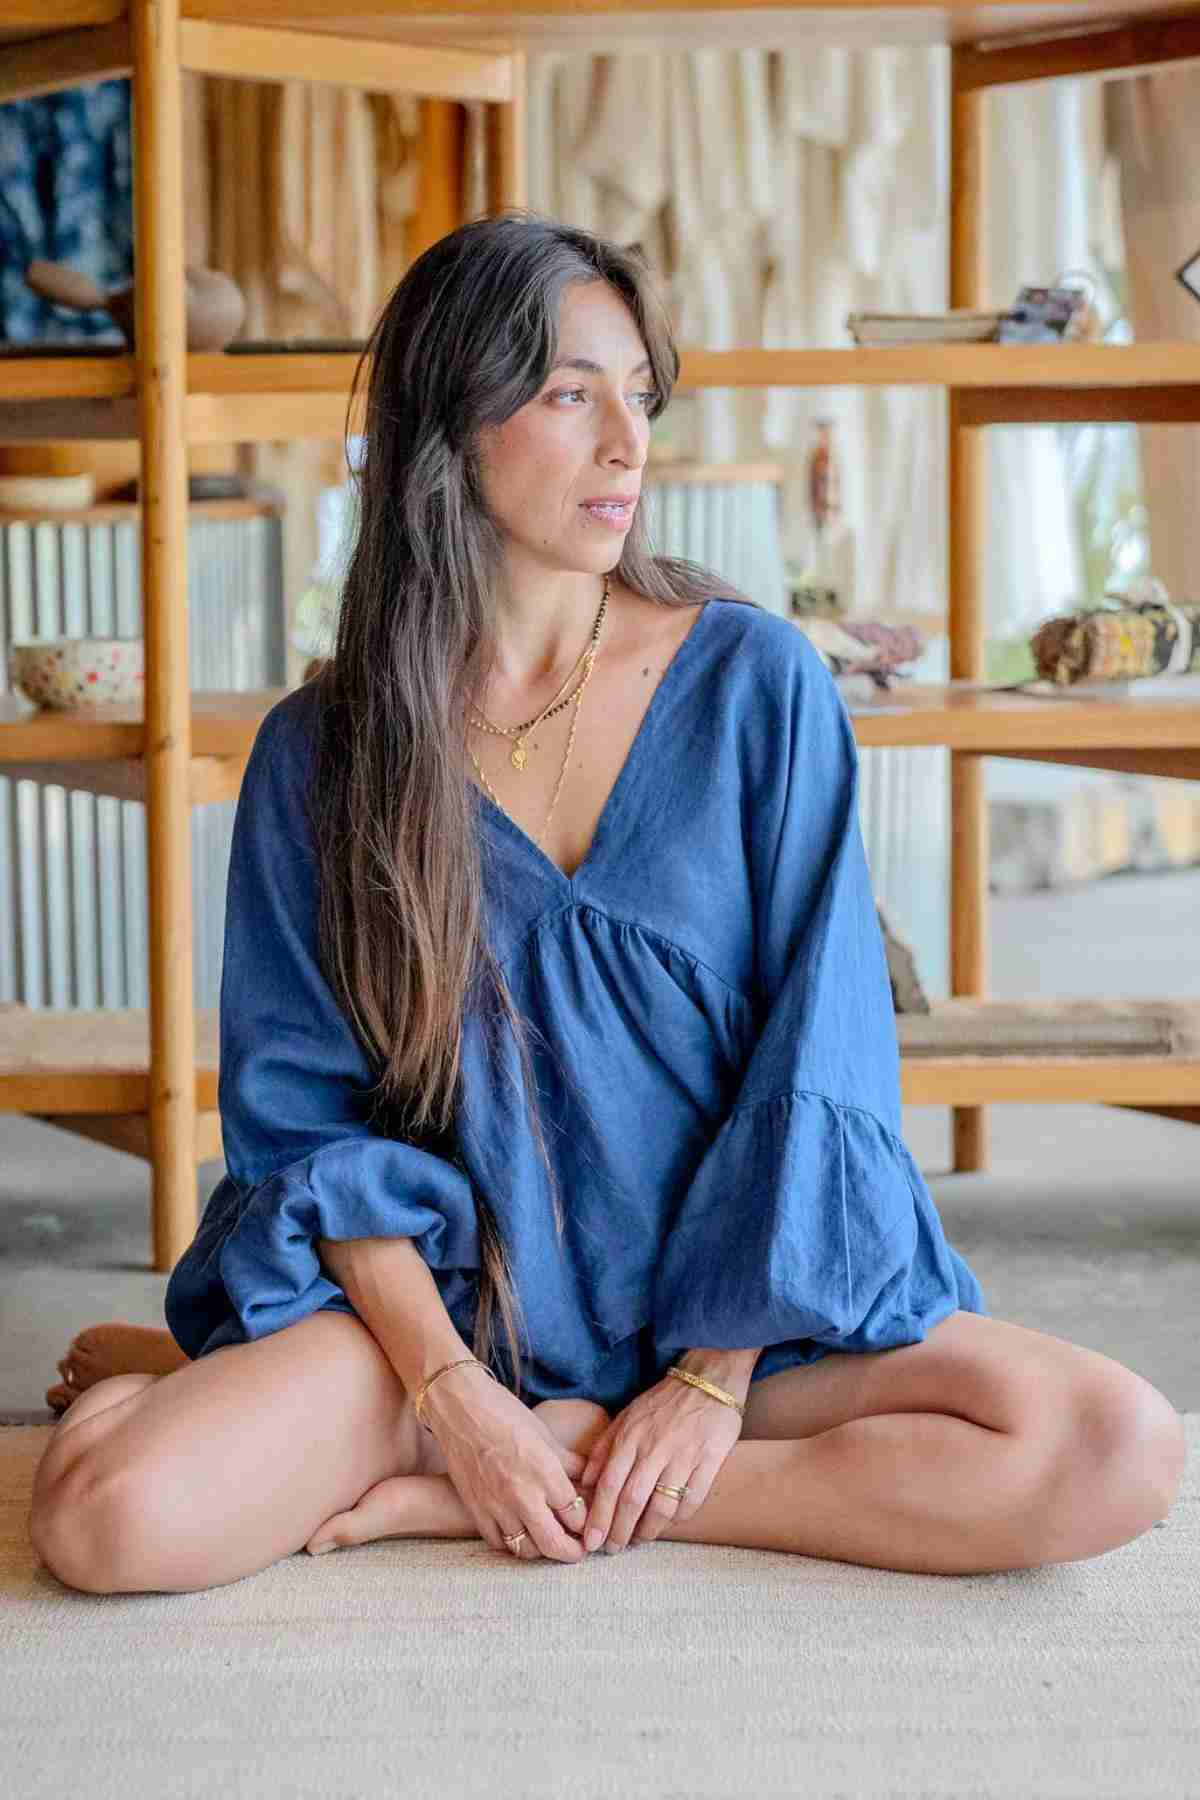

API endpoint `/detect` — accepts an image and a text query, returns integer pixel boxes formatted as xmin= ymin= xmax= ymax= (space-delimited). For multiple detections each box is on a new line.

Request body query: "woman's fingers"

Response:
xmin=582 ymin=1441 xmax=638 ymax=1551
xmin=603 ymin=1461 xmax=689 ymax=1551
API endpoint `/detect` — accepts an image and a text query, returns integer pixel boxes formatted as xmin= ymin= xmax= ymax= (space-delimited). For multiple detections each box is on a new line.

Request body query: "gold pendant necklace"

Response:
xmin=469 ymin=571 xmax=609 ymax=769
xmin=466 ymin=574 xmax=610 ymax=848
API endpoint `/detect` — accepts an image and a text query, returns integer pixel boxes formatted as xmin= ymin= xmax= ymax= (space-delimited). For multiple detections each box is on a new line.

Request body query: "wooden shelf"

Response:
xmin=7 ymin=0 xmax=1200 ymax=53
xmin=4 ymin=1000 xmax=1197 ymax=1122
xmin=4 ymin=345 xmax=1200 ymax=443
xmin=844 ymin=682 xmax=1200 ymax=776
xmin=6 ymin=0 xmax=1199 ymax=1254
xmin=0 ymin=688 xmax=287 ymax=764
xmin=900 ymin=1053 xmax=1200 ymax=1107
xmin=2 ymin=681 xmax=1199 ymax=784
xmin=0 ymin=1003 xmax=219 ymax=1118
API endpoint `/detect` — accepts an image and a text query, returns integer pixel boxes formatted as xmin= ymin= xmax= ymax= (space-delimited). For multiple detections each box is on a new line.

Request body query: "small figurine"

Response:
xmin=23 ymin=258 xmax=246 ymax=351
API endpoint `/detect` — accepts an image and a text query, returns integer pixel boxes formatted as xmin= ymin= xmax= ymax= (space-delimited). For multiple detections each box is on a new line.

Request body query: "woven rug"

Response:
xmin=2 ymin=1419 xmax=1196 ymax=1797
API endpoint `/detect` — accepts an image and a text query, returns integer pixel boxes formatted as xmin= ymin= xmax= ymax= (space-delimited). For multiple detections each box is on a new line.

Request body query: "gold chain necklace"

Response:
xmin=466 ymin=574 xmax=609 ymax=850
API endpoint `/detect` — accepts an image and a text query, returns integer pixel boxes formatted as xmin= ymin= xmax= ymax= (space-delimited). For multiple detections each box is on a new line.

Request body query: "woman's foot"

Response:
xmin=305 ymin=1397 xmax=607 ymax=1557
xmin=46 ymin=1322 xmax=188 ymax=1412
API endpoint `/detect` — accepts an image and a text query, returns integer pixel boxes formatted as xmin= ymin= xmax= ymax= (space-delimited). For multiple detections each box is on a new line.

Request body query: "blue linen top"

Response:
xmin=164 ymin=595 xmax=987 ymax=1410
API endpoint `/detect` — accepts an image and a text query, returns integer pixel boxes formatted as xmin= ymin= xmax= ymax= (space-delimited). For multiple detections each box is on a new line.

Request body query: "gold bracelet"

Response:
xmin=413 ymin=1356 xmax=499 ymax=1433
xmin=667 ymin=1364 xmax=746 ymax=1416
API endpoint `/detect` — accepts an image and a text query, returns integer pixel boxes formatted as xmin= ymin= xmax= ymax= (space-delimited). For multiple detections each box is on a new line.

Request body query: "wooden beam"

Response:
xmin=177 ymin=17 xmax=513 ymax=101
xmin=956 ymin=14 xmax=1200 ymax=89
xmin=959 ymin=385 xmax=1200 ymax=425
xmin=31 ymin=1109 xmax=224 ymax=1162
xmin=901 ymin=1059 xmax=1200 ymax=1106
xmin=0 ymin=19 xmax=131 ymax=103
xmin=406 ymin=99 xmax=466 ymax=263
xmin=947 ymin=54 xmax=989 ymax=1174
xmin=991 ymin=746 xmax=1200 ymax=782
xmin=0 ymin=755 xmax=246 ymax=805
xmin=485 ymin=51 xmax=527 ymax=212
xmin=131 ymin=0 xmax=200 ymax=1275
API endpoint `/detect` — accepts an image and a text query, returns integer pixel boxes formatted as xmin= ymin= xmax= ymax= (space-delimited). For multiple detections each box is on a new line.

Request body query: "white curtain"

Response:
xmin=523 ymin=49 xmax=1109 ymax=639
xmin=526 ymin=46 xmax=950 ymax=618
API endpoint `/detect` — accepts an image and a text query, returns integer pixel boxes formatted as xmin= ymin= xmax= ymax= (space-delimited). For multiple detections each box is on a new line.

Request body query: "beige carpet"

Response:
xmin=2 ymin=1421 xmax=1196 ymax=1798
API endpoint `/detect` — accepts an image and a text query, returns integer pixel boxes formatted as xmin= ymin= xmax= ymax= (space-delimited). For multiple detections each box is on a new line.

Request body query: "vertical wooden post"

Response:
xmin=948 ymin=54 xmax=989 ymax=1174
xmin=485 ymin=52 xmax=528 ymax=213
xmin=406 ymin=98 xmax=467 ymax=263
xmin=130 ymin=0 xmax=197 ymax=1271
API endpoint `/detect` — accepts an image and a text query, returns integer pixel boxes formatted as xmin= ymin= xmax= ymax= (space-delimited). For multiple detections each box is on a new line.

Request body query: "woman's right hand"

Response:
xmin=420 ymin=1365 xmax=589 ymax=1562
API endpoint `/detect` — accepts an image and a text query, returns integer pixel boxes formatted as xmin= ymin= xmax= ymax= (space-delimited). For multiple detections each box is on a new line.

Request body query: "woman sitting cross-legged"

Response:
xmin=32 ymin=211 xmax=1186 ymax=1595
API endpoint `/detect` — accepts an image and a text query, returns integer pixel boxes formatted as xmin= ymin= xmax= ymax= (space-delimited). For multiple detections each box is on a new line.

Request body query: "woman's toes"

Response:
xmin=51 ymin=1322 xmax=183 ymax=1404
xmin=306 ymin=1476 xmax=424 ymax=1556
xmin=306 ymin=1512 xmax=355 ymax=1556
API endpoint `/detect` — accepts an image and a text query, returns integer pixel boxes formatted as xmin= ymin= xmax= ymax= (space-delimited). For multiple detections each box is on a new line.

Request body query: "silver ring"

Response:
xmin=562 ymin=1495 xmax=585 ymax=1511
xmin=502 ymin=1530 xmax=528 ymax=1553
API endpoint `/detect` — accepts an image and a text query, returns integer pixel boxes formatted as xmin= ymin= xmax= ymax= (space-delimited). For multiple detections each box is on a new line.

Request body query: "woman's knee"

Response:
xmin=30 ymin=1388 xmax=157 ymax=1594
xmin=533 ymin=1398 xmax=611 ymax=1455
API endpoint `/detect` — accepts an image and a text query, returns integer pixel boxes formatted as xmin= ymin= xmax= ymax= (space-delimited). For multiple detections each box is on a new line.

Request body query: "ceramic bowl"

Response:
xmin=8 ymin=637 xmax=144 ymax=709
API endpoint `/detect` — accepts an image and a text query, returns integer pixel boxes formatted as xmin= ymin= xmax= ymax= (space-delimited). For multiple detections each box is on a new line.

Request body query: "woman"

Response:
xmin=32 ymin=212 xmax=1185 ymax=1594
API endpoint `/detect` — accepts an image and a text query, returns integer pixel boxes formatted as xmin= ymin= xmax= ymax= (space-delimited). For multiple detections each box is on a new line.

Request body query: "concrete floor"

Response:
xmin=3 ymin=861 xmax=1198 ymax=1421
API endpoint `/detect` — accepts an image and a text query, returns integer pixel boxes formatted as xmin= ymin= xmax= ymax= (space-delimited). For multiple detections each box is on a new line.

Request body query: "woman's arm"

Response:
xmin=165 ymin=690 xmax=481 ymax=1359
xmin=317 ymin=1232 xmax=477 ymax=1400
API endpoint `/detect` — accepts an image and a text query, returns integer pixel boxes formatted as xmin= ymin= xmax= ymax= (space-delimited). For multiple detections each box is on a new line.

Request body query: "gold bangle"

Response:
xmin=667 ymin=1364 xmax=746 ymax=1416
xmin=413 ymin=1356 xmax=498 ymax=1432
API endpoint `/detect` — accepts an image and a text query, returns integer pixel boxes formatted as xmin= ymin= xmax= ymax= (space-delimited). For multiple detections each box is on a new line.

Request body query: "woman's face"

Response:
xmin=474 ymin=279 xmax=655 ymax=584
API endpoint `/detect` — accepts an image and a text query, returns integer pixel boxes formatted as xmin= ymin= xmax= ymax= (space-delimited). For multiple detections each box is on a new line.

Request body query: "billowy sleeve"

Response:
xmin=652 ymin=633 xmax=987 ymax=1362
xmin=164 ymin=694 xmax=479 ymax=1355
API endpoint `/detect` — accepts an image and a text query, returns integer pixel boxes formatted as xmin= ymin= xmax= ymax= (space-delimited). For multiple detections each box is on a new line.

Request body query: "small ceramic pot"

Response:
xmin=9 ymin=637 xmax=145 ymax=709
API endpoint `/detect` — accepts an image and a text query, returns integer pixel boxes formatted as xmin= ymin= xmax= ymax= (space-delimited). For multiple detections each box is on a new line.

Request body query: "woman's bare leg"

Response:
xmin=351 ymin=1409 xmax=1180 ymax=1575
xmin=31 ymin=1311 xmax=438 ymax=1593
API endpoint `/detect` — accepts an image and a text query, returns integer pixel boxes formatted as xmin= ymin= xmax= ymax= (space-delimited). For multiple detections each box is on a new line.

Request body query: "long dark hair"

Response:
xmin=306 ymin=208 xmax=758 ymax=1400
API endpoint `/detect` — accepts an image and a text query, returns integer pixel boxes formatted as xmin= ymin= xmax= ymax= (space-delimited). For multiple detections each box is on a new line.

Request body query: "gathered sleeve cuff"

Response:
xmin=652 ymin=1087 xmax=987 ymax=1361
xmin=210 ymin=1135 xmax=480 ymax=1345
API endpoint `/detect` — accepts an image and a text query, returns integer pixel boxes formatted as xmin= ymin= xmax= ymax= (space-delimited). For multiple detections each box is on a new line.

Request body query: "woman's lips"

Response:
xmin=580 ymin=501 xmax=634 ymax=527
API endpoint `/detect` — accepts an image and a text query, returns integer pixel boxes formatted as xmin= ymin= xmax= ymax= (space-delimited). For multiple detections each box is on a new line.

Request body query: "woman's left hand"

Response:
xmin=578 ymin=1371 xmax=744 ymax=1551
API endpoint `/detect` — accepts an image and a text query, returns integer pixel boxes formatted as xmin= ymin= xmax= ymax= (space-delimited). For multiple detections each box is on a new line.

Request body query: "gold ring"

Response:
xmin=653 ymin=1482 xmax=689 ymax=1501
xmin=502 ymin=1530 xmax=528 ymax=1552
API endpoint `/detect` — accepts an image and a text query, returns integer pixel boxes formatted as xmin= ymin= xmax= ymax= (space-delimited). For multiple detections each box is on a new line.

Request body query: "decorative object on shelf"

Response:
xmin=793 ymin=615 xmax=924 ymax=692
xmin=792 ymin=418 xmax=853 ymax=615
xmin=22 ymin=258 xmax=247 ymax=351
xmin=0 ymin=472 xmax=95 ymax=511
xmin=876 ymin=906 xmax=931 ymax=1014
xmin=8 ymin=636 xmax=144 ymax=710
xmin=995 ymin=272 xmax=1094 ymax=344
xmin=845 ymin=309 xmax=1004 ymax=345
xmin=1026 ymin=575 xmax=1200 ymax=689
xmin=1176 ymin=244 xmax=1200 ymax=307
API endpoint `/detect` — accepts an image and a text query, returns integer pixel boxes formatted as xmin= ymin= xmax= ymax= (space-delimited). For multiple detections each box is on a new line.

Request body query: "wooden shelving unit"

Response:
xmin=3 ymin=0 xmax=1199 ymax=1270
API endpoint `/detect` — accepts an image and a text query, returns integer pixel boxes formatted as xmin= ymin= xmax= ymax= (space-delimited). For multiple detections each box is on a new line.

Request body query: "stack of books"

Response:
xmin=845 ymin=310 xmax=1005 ymax=346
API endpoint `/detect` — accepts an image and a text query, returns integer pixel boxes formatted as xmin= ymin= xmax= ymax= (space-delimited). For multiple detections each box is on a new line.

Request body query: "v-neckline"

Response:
xmin=474 ymin=598 xmax=716 ymax=895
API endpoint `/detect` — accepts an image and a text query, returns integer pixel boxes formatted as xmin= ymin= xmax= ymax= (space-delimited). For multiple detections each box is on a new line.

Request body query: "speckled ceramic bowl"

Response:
xmin=8 ymin=637 xmax=144 ymax=710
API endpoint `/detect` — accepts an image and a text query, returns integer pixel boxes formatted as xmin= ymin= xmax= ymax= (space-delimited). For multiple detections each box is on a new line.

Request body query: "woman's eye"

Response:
xmin=552 ymin=388 xmax=657 ymax=409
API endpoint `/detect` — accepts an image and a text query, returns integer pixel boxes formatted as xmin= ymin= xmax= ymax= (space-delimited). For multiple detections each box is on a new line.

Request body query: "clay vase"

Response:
xmin=23 ymin=259 xmax=246 ymax=350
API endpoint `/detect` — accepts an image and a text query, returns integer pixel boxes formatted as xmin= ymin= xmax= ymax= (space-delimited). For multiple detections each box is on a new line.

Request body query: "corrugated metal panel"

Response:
xmin=0 ymin=509 xmax=284 ymax=1010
